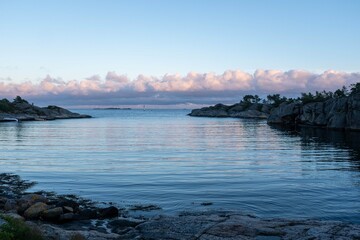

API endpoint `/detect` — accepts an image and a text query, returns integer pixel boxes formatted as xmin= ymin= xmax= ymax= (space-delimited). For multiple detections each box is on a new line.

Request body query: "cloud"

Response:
xmin=0 ymin=69 xmax=359 ymax=106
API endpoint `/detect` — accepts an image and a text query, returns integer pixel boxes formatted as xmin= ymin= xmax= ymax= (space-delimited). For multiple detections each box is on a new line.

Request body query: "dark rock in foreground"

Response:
xmin=28 ymin=211 xmax=360 ymax=240
xmin=268 ymin=93 xmax=360 ymax=130
xmin=189 ymin=102 xmax=273 ymax=119
xmin=0 ymin=96 xmax=91 ymax=121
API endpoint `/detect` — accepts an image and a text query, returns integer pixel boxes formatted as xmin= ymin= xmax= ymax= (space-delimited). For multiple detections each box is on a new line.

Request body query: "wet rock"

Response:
xmin=55 ymin=199 xmax=80 ymax=212
xmin=109 ymin=219 xmax=143 ymax=233
xmin=42 ymin=207 xmax=64 ymax=221
xmin=77 ymin=209 xmax=99 ymax=220
xmin=63 ymin=206 xmax=74 ymax=213
xmin=19 ymin=193 xmax=48 ymax=205
xmin=38 ymin=223 xmax=120 ymax=240
xmin=59 ymin=213 xmax=75 ymax=222
xmin=99 ymin=206 xmax=119 ymax=219
xmin=23 ymin=202 xmax=49 ymax=219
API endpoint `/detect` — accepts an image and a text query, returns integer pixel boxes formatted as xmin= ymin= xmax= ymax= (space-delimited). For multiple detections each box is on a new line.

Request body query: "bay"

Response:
xmin=1 ymin=109 xmax=360 ymax=222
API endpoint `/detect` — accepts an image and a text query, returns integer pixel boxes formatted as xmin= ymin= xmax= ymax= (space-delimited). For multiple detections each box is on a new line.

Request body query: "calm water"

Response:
xmin=1 ymin=109 xmax=360 ymax=222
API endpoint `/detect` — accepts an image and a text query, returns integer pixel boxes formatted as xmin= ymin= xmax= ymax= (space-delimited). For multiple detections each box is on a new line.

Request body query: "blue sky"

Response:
xmin=0 ymin=0 xmax=359 ymax=106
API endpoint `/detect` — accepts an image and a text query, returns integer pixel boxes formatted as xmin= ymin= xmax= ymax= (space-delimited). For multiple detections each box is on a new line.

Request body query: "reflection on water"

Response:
xmin=1 ymin=110 xmax=360 ymax=222
xmin=270 ymin=125 xmax=360 ymax=171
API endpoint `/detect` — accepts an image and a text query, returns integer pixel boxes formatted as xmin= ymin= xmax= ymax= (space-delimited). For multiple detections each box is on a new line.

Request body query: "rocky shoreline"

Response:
xmin=267 ymin=93 xmax=360 ymax=131
xmin=0 ymin=97 xmax=91 ymax=122
xmin=189 ymin=93 xmax=360 ymax=131
xmin=1 ymin=173 xmax=360 ymax=240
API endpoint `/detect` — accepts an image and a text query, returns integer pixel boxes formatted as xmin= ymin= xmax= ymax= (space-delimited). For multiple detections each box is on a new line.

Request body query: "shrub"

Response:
xmin=0 ymin=215 xmax=43 ymax=240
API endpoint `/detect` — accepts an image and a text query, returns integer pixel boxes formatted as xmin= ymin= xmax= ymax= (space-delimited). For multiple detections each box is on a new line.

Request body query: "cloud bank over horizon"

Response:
xmin=1 ymin=69 xmax=359 ymax=107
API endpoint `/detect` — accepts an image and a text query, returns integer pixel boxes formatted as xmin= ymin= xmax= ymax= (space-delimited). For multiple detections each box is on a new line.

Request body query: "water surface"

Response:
xmin=1 ymin=109 xmax=360 ymax=222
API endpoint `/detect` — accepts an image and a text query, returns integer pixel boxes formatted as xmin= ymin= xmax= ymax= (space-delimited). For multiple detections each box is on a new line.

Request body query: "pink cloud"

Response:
xmin=0 ymin=69 xmax=359 ymax=105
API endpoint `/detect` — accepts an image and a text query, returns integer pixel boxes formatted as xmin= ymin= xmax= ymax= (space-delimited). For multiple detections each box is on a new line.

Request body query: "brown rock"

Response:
xmin=42 ymin=207 xmax=63 ymax=221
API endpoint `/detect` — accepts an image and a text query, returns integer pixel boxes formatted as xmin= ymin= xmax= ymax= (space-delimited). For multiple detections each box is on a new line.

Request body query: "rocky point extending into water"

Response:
xmin=188 ymin=102 xmax=274 ymax=119
xmin=1 ymin=173 xmax=360 ymax=239
xmin=0 ymin=96 xmax=91 ymax=122
xmin=189 ymin=85 xmax=360 ymax=131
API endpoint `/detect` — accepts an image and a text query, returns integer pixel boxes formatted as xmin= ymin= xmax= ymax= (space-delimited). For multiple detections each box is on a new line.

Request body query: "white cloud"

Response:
xmin=0 ymin=69 xmax=359 ymax=106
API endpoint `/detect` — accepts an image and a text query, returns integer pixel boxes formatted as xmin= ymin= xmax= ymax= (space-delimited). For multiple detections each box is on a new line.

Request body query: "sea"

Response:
xmin=1 ymin=109 xmax=360 ymax=222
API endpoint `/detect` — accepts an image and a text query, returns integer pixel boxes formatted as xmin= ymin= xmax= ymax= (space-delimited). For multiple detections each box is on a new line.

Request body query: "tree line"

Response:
xmin=240 ymin=82 xmax=360 ymax=106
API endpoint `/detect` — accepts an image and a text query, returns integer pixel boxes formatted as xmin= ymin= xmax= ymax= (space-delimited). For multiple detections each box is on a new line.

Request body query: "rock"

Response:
xmin=268 ymin=93 xmax=360 ymax=130
xmin=109 ymin=219 xmax=143 ymax=234
xmin=4 ymin=212 xmax=25 ymax=221
xmin=189 ymin=103 xmax=230 ymax=117
xmin=267 ymin=102 xmax=301 ymax=125
xmin=4 ymin=198 xmax=17 ymax=211
xmin=229 ymin=109 xmax=269 ymax=119
xmin=77 ymin=209 xmax=99 ymax=220
xmin=55 ymin=199 xmax=80 ymax=212
xmin=19 ymin=193 xmax=48 ymax=205
xmin=63 ymin=206 xmax=74 ymax=213
xmin=18 ymin=194 xmax=48 ymax=214
xmin=23 ymin=202 xmax=49 ymax=219
xmin=189 ymin=103 xmax=273 ymax=119
xmin=38 ymin=223 xmax=120 ymax=240
xmin=300 ymin=102 xmax=327 ymax=126
xmin=59 ymin=213 xmax=75 ymax=222
xmin=99 ymin=206 xmax=119 ymax=219
xmin=346 ymin=94 xmax=360 ymax=130
xmin=0 ymin=97 xmax=91 ymax=122
xmin=42 ymin=207 xmax=64 ymax=221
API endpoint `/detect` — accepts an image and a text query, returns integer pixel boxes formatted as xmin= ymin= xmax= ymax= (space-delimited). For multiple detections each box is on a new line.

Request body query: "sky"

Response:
xmin=0 ymin=0 xmax=359 ymax=107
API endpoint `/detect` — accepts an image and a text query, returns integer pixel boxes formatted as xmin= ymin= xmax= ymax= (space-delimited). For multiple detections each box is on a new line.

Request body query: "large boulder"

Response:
xmin=23 ymin=202 xmax=49 ymax=219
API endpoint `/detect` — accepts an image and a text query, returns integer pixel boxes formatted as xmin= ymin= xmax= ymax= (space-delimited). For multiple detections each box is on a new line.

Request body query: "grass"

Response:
xmin=0 ymin=215 xmax=43 ymax=240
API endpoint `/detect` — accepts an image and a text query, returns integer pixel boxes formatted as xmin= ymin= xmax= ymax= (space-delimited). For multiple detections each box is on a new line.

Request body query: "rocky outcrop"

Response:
xmin=268 ymin=93 xmax=360 ymax=130
xmin=189 ymin=102 xmax=274 ymax=119
xmin=0 ymin=97 xmax=91 ymax=121
xmin=267 ymin=102 xmax=302 ymax=125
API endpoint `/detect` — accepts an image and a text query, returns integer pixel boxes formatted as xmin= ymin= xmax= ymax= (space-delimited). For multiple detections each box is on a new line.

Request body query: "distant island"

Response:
xmin=189 ymin=82 xmax=360 ymax=131
xmin=0 ymin=96 xmax=91 ymax=122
